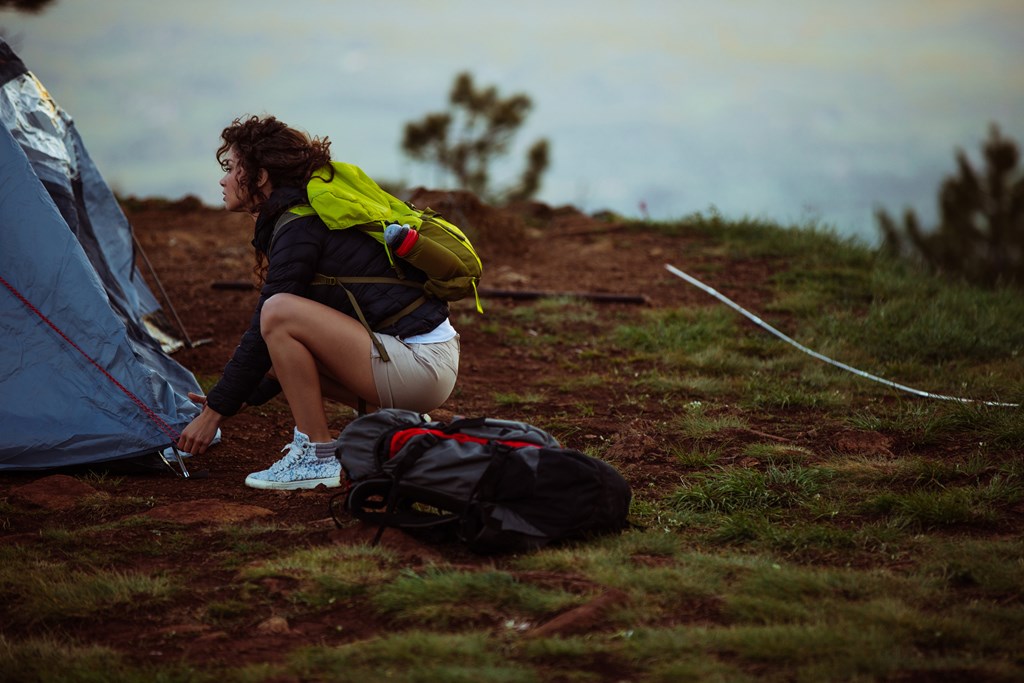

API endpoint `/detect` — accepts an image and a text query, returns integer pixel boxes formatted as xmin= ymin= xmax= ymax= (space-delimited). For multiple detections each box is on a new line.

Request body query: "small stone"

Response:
xmin=256 ymin=615 xmax=290 ymax=634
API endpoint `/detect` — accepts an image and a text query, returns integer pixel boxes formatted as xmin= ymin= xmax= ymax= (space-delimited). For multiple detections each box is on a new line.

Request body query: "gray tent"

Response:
xmin=0 ymin=39 xmax=201 ymax=471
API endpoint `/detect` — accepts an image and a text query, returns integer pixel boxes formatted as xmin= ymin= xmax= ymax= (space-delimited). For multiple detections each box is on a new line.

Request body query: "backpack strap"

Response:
xmin=345 ymin=480 xmax=462 ymax=534
xmin=358 ymin=435 xmax=458 ymax=545
xmin=271 ymin=205 xmax=317 ymax=248
xmin=311 ymin=274 xmax=423 ymax=289
xmin=309 ymin=274 xmax=429 ymax=363
xmin=272 ymin=208 xmax=431 ymax=362
xmin=456 ymin=442 xmax=515 ymax=550
xmin=270 ymin=210 xmax=397 ymax=361
xmin=338 ymin=282 xmax=390 ymax=363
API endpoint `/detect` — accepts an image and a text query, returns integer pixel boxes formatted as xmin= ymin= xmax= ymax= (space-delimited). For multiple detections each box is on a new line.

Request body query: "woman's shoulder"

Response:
xmin=267 ymin=211 xmax=324 ymax=251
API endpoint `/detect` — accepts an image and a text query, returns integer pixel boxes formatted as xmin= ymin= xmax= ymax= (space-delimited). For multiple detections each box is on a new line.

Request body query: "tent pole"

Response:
xmin=131 ymin=230 xmax=210 ymax=349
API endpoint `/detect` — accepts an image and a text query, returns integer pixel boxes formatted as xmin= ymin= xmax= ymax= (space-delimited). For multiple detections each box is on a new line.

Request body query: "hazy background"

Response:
xmin=3 ymin=0 xmax=1022 ymax=243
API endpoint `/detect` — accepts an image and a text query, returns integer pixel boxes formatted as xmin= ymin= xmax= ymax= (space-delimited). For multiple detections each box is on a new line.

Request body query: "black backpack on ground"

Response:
xmin=328 ymin=409 xmax=633 ymax=554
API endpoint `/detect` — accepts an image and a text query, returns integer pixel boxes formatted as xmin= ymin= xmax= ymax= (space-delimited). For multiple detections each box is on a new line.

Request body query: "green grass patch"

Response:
xmin=740 ymin=443 xmax=814 ymax=465
xmin=492 ymin=390 xmax=548 ymax=406
xmin=0 ymin=634 xmax=215 ymax=683
xmin=289 ymin=631 xmax=538 ymax=682
xmin=635 ymin=368 xmax=734 ymax=399
xmin=672 ymin=401 xmax=748 ymax=439
xmin=670 ymin=463 xmax=831 ymax=515
xmin=918 ymin=537 xmax=1024 ymax=596
xmin=0 ymin=553 xmax=174 ymax=625
xmin=673 ymin=444 xmax=722 ymax=469
xmin=371 ymin=566 xmax=582 ymax=627
xmin=853 ymin=265 xmax=1024 ymax=364
xmin=851 ymin=400 xmax=1024 ymax=448
xmin=860 ymin=484 xmax=1012 ymax=529
xmin=241 ymin=543 xmax=399 ymax=607
xmin=613 ymin=307 xmax=742 ymax=370
xmin=506 ymin=295 xmax=599 ymax=328
xmin=29 ymin=517 xmax=197 ymax=565
xmin=214 ymin=523 xmax=290 ymax=567
xmin=202 ymin=598 xmax=254 ymax=627
xmin=743 ymin=368 xmax=850 ymax=410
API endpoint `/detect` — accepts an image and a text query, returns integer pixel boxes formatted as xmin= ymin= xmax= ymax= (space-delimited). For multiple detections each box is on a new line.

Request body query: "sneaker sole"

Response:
xmin=244 ymin=474 xmax=342 ymax=490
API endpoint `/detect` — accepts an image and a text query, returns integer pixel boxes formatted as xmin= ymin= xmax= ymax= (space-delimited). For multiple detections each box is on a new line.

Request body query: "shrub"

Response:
xmin=877 ymin=124 xmax=1024 ymax=288
xmin=402 ymin=72 xmax=550 ymax=203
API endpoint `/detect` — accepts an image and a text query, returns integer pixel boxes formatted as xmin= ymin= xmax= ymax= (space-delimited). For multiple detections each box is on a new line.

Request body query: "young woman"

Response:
xmin=176 ymin=115 xmax=460 ymax=490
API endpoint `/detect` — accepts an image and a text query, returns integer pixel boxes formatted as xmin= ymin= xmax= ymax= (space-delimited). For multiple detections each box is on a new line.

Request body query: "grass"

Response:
xmin=852 ymin=400 xmax=1024 ymax=450
xmin=673 ymin=444 xmax=722 ymax=468
xmin=0 ymin=545 xmax=175 ymax=625
xmin=859 ymin=479 xmax=1020 ymax=529
xmin=506 ymin=295 xmax=600 ymax=328
xmin=288 ymin=631 xmax=537 ymax=682
xmin=240 ymin=543 xmax=400 ymax=607
xmin=854 ymin=264 xmax=1024 ymax=364
xmin=613 ymin=307 xmax=749 ymax=373
xmin=673 ymin=400 xmax=748 ymax=438
xmin=371 ymin=566 xmax=584 ymax=627
xmin=670 ymin=463 xmax=831 ymax=515
xmin=3 ymin=213 xmax=1023 ymax=681
xmin=492 ymin=390 xmax=548 ymax=406
xmin=0 ymin=635 xmax=215 ymax=683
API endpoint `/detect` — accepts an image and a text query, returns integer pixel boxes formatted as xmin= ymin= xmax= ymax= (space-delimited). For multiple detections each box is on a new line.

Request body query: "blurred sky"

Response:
xmin=2 ymin=0 xmax=1023 ymax=243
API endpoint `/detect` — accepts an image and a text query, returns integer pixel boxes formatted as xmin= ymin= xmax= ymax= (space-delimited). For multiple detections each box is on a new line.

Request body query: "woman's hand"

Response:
xmin=177 ymin=394 xmax=224 ymax=456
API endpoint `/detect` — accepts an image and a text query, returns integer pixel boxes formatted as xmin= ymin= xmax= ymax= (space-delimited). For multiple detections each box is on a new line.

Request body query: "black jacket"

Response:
xmin=206 ymin=187 xmax=449 ymax=416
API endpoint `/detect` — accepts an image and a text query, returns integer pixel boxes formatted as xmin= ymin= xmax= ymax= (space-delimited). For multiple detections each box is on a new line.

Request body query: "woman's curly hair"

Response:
xmin=217 ymin=114 xmax=332 ymax=208
xmin=217 ymin=115 xmax=333 ymax=282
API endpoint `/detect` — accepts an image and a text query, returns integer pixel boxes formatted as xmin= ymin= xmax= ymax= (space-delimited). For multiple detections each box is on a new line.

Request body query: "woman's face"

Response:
xmin=219 ymin=147 xmax=251 ymax=212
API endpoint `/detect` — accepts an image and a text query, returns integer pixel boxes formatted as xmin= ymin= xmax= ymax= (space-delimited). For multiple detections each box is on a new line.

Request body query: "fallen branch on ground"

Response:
xmin=478 ymin=288 xmax=647 ymax=304
xmin=211 ymin=281 xmax=647 ymax=304
xmin=211 ymin=281 xmax=256 ymax=290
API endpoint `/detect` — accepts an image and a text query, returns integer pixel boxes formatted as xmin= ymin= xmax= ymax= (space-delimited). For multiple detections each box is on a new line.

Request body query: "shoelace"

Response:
xmin=271 ymin=441 xmax=308 ymax=471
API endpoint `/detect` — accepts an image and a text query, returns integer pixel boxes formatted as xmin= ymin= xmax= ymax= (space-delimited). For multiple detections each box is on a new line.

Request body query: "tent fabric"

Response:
xmin=0 ymin=39 xmax=201 ymax=470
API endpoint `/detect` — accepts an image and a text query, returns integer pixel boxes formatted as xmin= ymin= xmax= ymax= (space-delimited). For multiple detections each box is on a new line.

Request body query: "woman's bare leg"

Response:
xmin=319 ymin=374 xmax=380 ymax=412
xmin=260 ymin=293 xmax=377 ymax=442
xmin=266 ymin=367 xmax=379 ymax=413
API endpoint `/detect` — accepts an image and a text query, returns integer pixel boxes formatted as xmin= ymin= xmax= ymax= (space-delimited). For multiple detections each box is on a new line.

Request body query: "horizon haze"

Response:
xmin=3 ymin=0 xmax=1023 ymax=243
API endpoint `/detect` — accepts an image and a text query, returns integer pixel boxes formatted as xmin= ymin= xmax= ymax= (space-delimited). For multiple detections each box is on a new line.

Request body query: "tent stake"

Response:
xmin=158 ymin=443 xmax=191 ymax=478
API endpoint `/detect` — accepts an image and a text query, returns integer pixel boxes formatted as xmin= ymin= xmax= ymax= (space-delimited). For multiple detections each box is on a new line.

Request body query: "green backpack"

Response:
xmin=273 ymin=162 xmax=483 ymax=361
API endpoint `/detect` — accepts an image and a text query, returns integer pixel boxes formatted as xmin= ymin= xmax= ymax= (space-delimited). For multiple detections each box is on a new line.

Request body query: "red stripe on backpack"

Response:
xmin=387 ymin=428 xmax=545 ymax=458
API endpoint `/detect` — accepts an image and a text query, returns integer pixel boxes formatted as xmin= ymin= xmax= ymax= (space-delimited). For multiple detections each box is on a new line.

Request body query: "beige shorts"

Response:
xmin=370 ymin=334 xmax=460 ymax=413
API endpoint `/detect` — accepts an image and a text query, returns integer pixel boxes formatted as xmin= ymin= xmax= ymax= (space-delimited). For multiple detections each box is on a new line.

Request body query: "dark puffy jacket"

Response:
xmin=206 ymin=187 xmax=449 ymax=416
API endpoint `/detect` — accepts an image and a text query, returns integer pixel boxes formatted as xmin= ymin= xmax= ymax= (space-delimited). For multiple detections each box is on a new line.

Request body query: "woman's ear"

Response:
xmin=256 ymin=168 xmax=271 ymax=193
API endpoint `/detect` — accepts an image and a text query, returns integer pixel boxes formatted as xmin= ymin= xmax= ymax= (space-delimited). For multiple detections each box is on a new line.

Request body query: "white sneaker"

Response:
xmin=244 ymin=428 xmax=341 ymax=490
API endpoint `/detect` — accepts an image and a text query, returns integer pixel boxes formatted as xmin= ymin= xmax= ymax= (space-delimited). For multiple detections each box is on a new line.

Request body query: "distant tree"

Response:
xmin=402 ymin=71 xmax=550 ymax=203
xmin=877 ymin=124 xmax=1024 ymax=288
xmin=0 ymin=0 xmax=56 ymax=13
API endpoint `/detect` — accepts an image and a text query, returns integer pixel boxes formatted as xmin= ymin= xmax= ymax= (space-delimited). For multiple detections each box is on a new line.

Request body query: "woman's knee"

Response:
xmin=260 ymin=293 xmax=301 ymax=336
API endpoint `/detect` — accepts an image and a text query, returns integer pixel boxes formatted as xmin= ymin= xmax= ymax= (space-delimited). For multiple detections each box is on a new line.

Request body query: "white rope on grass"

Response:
xmin=665 ymin=263 xmax=1020 ymax=408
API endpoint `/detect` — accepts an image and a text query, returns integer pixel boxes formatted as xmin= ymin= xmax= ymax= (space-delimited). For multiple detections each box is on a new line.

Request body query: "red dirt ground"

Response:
xmin=0 ymin=191 xmax=900 ymax=667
